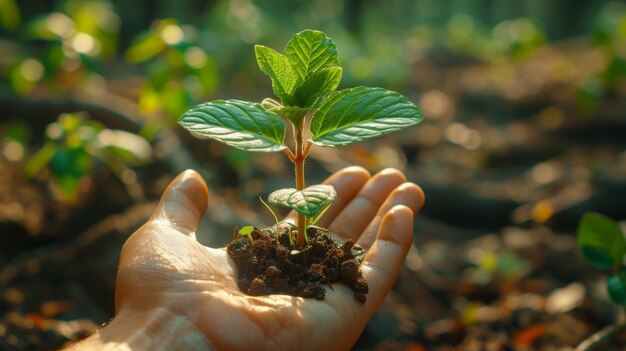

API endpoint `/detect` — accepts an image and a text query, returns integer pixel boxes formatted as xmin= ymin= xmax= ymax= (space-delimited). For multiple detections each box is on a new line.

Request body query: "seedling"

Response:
xmin=26 ymin=112 xmax=151 ymax=202
xmin=576 ymin=212 xmax=626 ymax=350
xmin=179 ymin=29 xmax=422 ymax=301
xmin=179 ymin=29 xmax=422 ymax=251
xmin=577 ymin=212 xmax=626 ymax=306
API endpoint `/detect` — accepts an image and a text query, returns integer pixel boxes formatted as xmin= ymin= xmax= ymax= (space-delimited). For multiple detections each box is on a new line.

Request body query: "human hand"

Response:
xmin=67 ymin=167 xmax=424 ymax=351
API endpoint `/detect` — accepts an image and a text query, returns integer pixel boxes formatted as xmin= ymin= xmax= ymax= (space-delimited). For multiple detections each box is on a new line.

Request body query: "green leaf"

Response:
xmin=577 ymin=212 xmax=626 ymax=270
xmin=178 ymin=100 xmax=286 ymax=152
xmin=255 ymin=45 xmax=298 ymax=104
xmin=310 ymin=87 xmax=423 ymax=147
xmin=308 ymin=202 xmax=333 ymax=226
xmin=273 ymin=106 xmax=311 ymax=127
xmin=284 ymin=30 xmax=339 ymax=81
xmin=125 ymin=32 xmax=165 ymax=63
xmin=95 ymin=130 xmax=152 ymax=164
xmin=607 ymin=271 xmax=626 ymax=306
xmin=239 ymin=226 xmax=254 ymax=235
xmin=268 ymin=185 xmax=337 ymax=217
xmin=292 ymin=67 xmax=342 ymax=107
xmin=25 ymin=143 xmax=56 ymax=177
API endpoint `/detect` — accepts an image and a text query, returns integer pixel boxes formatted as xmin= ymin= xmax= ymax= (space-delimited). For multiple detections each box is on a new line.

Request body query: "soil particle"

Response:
xmin=226 ymin=227 xmax=369 ymax=302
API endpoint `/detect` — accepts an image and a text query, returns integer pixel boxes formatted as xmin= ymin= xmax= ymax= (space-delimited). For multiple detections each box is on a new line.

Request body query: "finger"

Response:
xmin=328 ymin=168 xmax=406 ymax=242
xmin=284 ymin=166 xmax=370 ymax=226
xmin=150 ymin=169 xmax=209 ymax=239
xmin=357 ymin=182 xmax=424 ymax=249
xmin=361 ymin=205 xmax=414 ymax=315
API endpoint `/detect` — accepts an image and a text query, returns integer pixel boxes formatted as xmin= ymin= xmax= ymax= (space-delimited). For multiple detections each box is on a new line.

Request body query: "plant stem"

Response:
xmin=575 ymin=323 xmax=626 ymax=351
xmin=294 ymin=122 xmax=306 ymax=249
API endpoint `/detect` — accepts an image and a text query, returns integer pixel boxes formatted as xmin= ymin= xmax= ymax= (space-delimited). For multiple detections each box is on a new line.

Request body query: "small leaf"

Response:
xmin=125 ymin=32 xmax=165 ymax=63
xmin=310 ymin=87 xmax=423 ymax=147
xmin=309 ymin=202 xmax=332 ymax=226
xmin=255 ymin=45 xmax=298 ymax=104
xmin=291 ymin=67 xmax=342 ymax=107
xmin=239 ymin=226 xmax=254 ymax=235
xmin=577 ymin=212 xmax=626 ymax=270
xmin=284 ymin=30 xmax=339 ymax=81
xmin=273 ymin=106 xmax=311 ymax=126
xmin=268 ymin=185 xmax=337 ymax=217
xmin=178 ymin=100 xmax=286 ymax=152
xmin=607 ymin=271 xmax=626 ymax=306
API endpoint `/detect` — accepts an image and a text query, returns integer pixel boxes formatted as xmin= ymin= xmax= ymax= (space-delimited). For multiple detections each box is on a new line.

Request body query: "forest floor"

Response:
xmin=1 ymin=41 xmax=626 ymax=350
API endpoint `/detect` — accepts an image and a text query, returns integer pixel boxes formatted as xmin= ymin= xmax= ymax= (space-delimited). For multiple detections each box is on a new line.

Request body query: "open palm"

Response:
xmin=114 ymin=167 xmax=424 ymax=351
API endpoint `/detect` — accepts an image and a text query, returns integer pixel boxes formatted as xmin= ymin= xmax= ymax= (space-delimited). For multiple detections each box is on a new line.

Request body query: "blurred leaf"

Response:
xmin=284 ymin=30 xmax=339 ymax=81
xmin=50 ymin=147 xmax=93 ymax=178
xmin=125 ymin=32 xmax=165 ymax=63
xmin=310 ymin=87 xmax=423 ymax=147
xmin=268 ymin=185 xmax=337 ymax=217
xmin=0 ymin=0 xmax=20 ymax=30
xmin=291 ymin=67 xmax=342 ymax=107
xmin=577 ymin=212 xmax=626 ymax=270
xmin=178 ymin=100 xmax=286 ymax=152
xmin=255 ymin=45 xmax=298 ymax=104
xmin=96 ymin=129 xmax=152 ymax=164
xmin=25 ymin=143 xmax=57 ymax=177
xmin=607 ymin=271 xmax=626 ymax=306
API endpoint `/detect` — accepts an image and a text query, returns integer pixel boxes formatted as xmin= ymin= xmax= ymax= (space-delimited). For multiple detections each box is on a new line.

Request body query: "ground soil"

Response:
xmin=226 ymin=226 xmax=369 ymax=303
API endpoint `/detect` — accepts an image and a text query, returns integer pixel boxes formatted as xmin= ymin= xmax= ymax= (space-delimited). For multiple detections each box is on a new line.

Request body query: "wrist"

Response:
xmin=64 ymin=307 xmax=213 ymax=351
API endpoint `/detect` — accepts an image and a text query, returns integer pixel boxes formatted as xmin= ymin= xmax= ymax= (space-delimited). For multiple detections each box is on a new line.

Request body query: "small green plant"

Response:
xmin=178 ymin=29 xmax=422 ymax=249
xmin=576 ymin=212 xmax=626 ymax=350
xmin=26 ymin=112 xmax=151 ymax=202
xmin=577 ymin=212 xmax=626 ymax=306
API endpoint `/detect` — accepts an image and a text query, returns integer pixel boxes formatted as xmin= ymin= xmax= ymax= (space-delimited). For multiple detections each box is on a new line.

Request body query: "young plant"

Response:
xmin=577 ymin=212 xmax=626 ymax=306
xmin=178 ymin=29 xmax=422 ymax=249
xmin=576 ymin=212 xmax=626 ymax=350
xmin=26 ymin=112 xmax=151 ymax=202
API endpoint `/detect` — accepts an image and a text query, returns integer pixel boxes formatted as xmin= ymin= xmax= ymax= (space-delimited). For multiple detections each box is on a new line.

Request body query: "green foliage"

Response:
xmin=254 ymin=29 xmax=343 ymax=122
xmin=577 ymin=212 xmax=626 ymax=270
xmin=0 ymin=0 xmax=20 ymax=30
xmin=268 ymin=185 xmax=337 ymax=218
xmin=127 ymin=18 xmax=218 ymax=119
xmin=178 ymin=100 xmax=286 ymax=152
xmin=310 ymin=86 xmax=423 ymax=147
xmin=179 ymin=29 xmax=422 ymax=248
xmin=26 ymin=112 xmax=151 ymax=202
xmin=5 ymin=0 xmax=120 ymax=95
xmin=577 ymin=212 xmax=626 ymax=307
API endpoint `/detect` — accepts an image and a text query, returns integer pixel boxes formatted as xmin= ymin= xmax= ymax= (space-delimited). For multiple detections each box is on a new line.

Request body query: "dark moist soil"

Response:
xmin=226 ymin=226 xmax=369 ymax=303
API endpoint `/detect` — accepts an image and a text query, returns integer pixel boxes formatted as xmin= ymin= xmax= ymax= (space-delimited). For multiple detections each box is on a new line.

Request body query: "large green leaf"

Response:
xmin=577 ymin=212 xmax=626 ymax=270
xmin=310 ymin=87 xmax=423 ymax=147
xmin=255 ymin=45 xmax=298 ymax=104
xmin=268 ymin=185 xmax=337 ymax=217
xmin=178 ymin=100 xmax=286 ymax=152
xmin=292 ymin=67 xmax=342 ymax=107
xmin=607 ymin=272 xmax=626 ymax=306
xmin=284 ymin=30 xmax=339 ymax=81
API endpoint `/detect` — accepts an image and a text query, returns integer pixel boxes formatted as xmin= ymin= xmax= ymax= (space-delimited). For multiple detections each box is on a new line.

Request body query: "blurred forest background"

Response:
xmin=1 ymin=0 xmax=626 ymax=350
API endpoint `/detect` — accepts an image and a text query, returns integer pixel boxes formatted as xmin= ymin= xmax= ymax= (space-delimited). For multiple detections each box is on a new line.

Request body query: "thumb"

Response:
xmin=151 ymin=169 xmax=209 ymax=239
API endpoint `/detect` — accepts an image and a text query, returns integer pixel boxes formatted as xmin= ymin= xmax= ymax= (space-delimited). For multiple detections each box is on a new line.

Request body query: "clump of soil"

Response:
xmin=226 ymin=226 xmax=369 ymax=303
